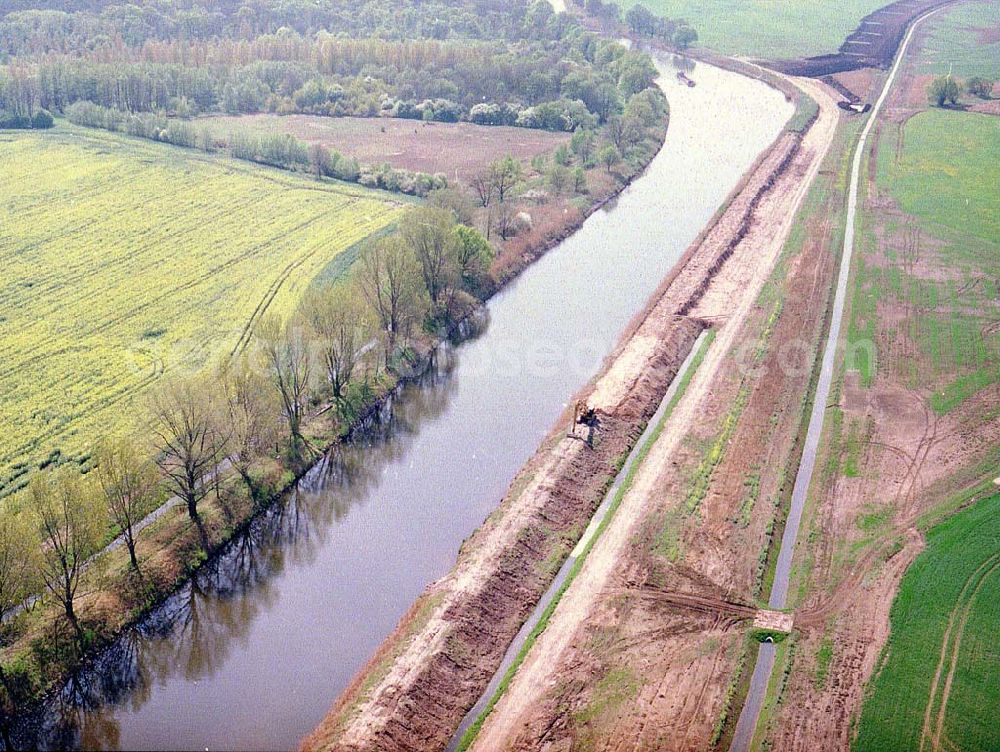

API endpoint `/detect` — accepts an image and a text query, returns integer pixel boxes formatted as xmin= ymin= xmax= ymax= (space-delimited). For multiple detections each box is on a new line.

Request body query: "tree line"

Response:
xmin=61 ymin=99 xmax=449 ymax=196
xmin=1 ymin=0 xmax=682 ymax=135
xmin=1 ymin=0 xmax=553 ymax=55
xmin=0 ymin=200 xmax=500 ymax=724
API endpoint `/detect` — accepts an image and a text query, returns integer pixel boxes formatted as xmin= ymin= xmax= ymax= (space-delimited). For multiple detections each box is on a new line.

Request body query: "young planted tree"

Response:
xmin=257 ymin=314 xmax=313 ymax=452
xmin=218 ymin=355 xmax=279 ymax=501
xmin=357 ymin=236 xmax=425 ymax=361
xmin=400 ymin=206 xmax=459 ymax=306
xmin=94 ymin=437 xmax=158 ymax=571
xmin=148 ymin=376 xmax=222 ymax=521
xmin=301 ymin=283 xmax=369 ymax=407
xmin=30 ymin=467 xmax=104 ymax=647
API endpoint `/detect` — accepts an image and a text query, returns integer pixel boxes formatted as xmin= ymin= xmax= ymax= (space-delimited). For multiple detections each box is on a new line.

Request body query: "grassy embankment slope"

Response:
xmin=614 ymin=0 xmax=885 ymax=58
xmin=0 ymin=125 xmax=401 ymax=499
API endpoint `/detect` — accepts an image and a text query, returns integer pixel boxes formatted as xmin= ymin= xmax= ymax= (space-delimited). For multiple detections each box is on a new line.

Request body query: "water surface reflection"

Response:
xmin=19 ymin=58 xmax=792 ymax=751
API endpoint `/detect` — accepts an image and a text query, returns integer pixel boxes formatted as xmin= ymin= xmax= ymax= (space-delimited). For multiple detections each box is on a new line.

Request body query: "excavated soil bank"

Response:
xmin=302 ymin=109 xmax=812 ymax=752
xmin=767 ymin=0 xmax=955 ymax=77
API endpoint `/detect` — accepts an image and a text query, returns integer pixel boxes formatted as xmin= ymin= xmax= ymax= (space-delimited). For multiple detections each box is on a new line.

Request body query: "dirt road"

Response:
xmin=468 ymin=77 xmax=840 ymax=751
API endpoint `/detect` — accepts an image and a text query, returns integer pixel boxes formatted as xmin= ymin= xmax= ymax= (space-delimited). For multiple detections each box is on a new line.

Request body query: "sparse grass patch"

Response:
xmin=814 ymin=634 xmax=834 ymax=688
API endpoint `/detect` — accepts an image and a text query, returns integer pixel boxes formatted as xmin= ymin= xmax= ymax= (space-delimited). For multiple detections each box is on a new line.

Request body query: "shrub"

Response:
xmin=31 ymin=109 xmax=54 ymax=129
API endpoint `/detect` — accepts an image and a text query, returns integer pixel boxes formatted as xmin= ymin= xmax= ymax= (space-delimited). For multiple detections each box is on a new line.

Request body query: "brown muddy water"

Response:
xmin=18 ymin=58 xmax=791 ymax=751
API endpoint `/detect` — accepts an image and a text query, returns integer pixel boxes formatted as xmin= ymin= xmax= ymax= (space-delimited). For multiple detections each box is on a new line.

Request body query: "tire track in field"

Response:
xmin=0 ymin=209 xmax=343 ymax=380
xmin=0 ymin=189 xmax=280 ymax=372
xmin=929 ymin=555 xmax=1000 ymax=751
xmin=919 ymin=552 xmax=1000 ymax=752
xmin=230 ymin=197 xmax=373 ymax=356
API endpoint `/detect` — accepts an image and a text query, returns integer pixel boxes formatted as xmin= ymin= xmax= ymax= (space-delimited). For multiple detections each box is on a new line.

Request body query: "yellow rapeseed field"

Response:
xmin=0 ymin=126 xmax=402 ymax=496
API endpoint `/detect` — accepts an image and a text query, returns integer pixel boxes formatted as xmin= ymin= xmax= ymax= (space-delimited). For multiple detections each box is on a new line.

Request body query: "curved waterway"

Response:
xmin=22 ymin=58 xmax=790 ymax=751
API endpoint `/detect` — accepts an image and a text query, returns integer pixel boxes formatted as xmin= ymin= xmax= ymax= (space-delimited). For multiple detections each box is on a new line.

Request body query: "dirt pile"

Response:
xmin=768 ymin=0 xmax=955 ymax=77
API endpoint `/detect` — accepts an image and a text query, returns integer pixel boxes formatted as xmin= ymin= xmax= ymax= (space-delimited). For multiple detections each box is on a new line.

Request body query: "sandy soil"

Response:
xmin=199 ymin=114 xmax=569 ymax=181
xmin=469 ymin=79 xmax=841 ymax=752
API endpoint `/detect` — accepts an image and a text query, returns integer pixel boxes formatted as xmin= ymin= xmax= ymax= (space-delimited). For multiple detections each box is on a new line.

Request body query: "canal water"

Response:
xmin=22 ymin=58 xmax=791 ymax=751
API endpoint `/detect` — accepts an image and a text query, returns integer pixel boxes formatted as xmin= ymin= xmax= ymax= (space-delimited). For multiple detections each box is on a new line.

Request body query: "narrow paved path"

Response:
xmin=728 ymin=5 xmax=954 ymax=750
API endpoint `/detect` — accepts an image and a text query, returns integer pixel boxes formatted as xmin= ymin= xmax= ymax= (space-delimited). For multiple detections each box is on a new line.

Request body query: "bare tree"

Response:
xmin=356 ymin=236 xmax=425 ymax=361
xmin=400 ymin=206 xmax=458 ymax=305
xmin=496 ymin=199 xmax=520 ymax=240
xmin=94 ymin=437 xmax=158 ymax=571
xmin=30 ymin=467 xmax=104 ymax=646
xmin=302 ymin=283 xmax=369 ymax=407
xmin=148 ymin=376 xmax=221 ymax=521
xmin=471 ymin=169 xmax=494 ymax=208
xmin=257 ymin=314 xmax=313 ymax=451
xmin=219 ymin=355 xmax=279 ymax=501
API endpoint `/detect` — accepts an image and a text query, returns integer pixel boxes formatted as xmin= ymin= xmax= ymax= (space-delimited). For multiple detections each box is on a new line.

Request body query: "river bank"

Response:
xmin=459 ymin=72 xmax=841 ymax=752
xmin=1 ymin=93 xmax=669 ymax=747
xmin=13 ymin=56 xmax=791 ymax=751
xmin=301 ymin=58 xmax=814 ymax=752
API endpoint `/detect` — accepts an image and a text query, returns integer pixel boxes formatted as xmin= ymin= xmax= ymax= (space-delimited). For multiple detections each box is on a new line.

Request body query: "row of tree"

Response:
xmin=1 ymin=2 xmax=677 ymax=133
xmin=0 ymin=203 xmax=494 ymax=661
xmin=62 ymin=99 xmax=449 ymax=197
xmin=623 ymin=3 xmax=698 ymax=48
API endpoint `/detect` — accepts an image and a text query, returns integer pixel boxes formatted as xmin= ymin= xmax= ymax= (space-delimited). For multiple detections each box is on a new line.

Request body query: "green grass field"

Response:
xmin=615 ymin=0 xmax=885 ymax=58
xmin=878 ymin=109 xmax=1000 ymax=241
xmin=0 ymin=126 xmax=401 ymax=497
xmin=867 ymin=108 xmax=1000 ymax=412
xmin=855 ymin=491 xmax=1000 ymax=752
xmin=915 ymin=1 xmax=1000 ymax=79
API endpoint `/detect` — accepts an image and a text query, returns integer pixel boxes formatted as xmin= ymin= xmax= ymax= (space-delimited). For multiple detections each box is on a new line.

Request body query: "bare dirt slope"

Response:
xmin=301 ymin=77 xmax=838 ymax=752
xmin=468 ymin=79 xmax=840 ymax=752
